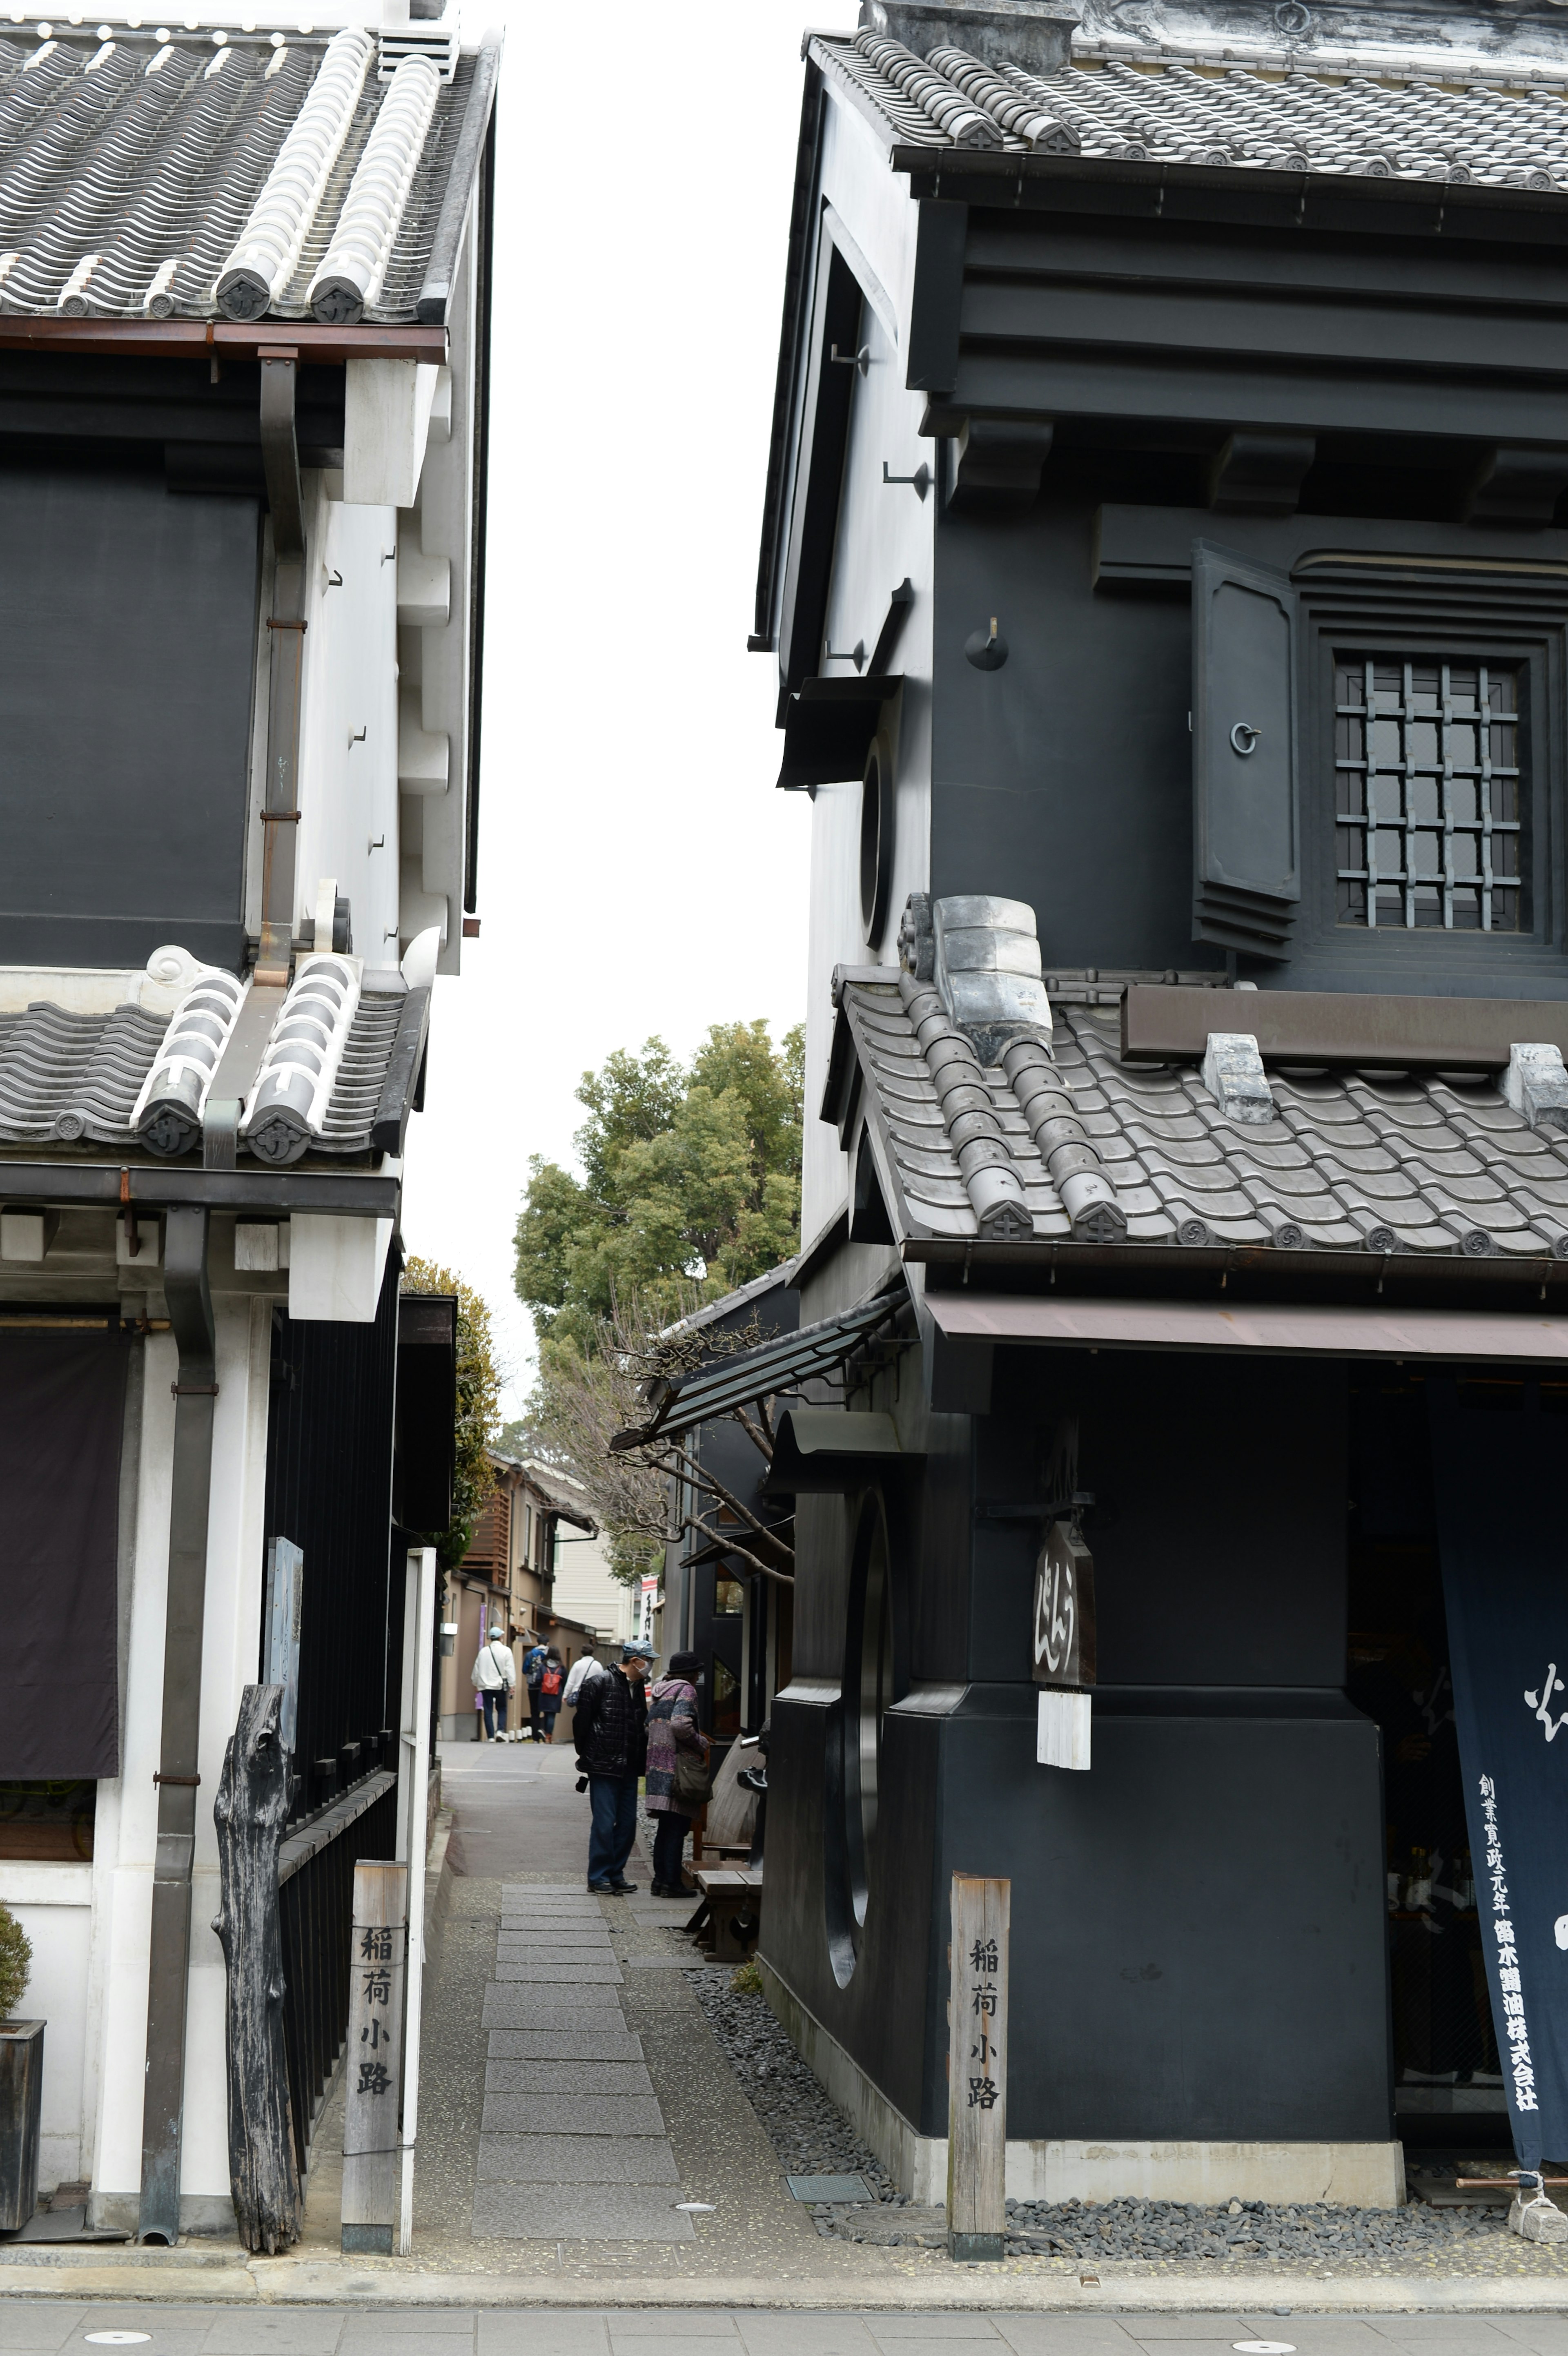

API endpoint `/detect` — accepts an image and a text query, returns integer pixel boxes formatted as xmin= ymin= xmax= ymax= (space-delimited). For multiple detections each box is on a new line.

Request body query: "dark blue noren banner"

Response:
xmin=1430 ymin=1375 xmax=1568 ymax=2171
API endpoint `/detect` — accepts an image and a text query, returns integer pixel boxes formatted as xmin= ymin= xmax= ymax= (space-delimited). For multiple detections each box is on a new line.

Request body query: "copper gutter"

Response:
xmin=0 ymin=319 xmax=446 ymax=363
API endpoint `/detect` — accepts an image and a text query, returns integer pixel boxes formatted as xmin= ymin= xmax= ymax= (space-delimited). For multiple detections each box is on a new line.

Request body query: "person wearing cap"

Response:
xmin=573 ymin=1639 xmax=655 ymax=1893
xmin=469 ymin=1624 xmax=515 ymax=1744
xmin=645 ymin=1650 xmax=706 ymax=1897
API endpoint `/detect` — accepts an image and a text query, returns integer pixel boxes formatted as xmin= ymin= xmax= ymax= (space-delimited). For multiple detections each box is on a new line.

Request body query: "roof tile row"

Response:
xmin=820 ymin=31 xmax=1568 ymax=191
xmin=842 ymin=975 xmax=1568 ymax=1262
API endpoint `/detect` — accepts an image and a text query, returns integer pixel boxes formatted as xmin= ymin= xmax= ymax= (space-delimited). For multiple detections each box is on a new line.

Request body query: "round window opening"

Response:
xmin=860 ymin=736 xmax=894 ymax=949
xmin=844 ymin=1491 xmax=897 ymax=1935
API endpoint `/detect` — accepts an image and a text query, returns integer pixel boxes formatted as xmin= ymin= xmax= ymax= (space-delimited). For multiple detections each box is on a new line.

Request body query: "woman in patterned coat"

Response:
xmin=645 ymin=1649 xmax=706 ymax=1896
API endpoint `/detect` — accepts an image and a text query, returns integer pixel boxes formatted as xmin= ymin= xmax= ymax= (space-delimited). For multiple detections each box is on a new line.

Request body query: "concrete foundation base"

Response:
xmin=758 ymin=1958 xmax=1406 ymax=2210
xmin=87 ymin=2190 xmax=238 ymax=2237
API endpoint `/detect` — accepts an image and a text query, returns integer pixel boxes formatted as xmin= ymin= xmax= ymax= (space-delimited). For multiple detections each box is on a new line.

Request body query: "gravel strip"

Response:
xmin=683 ymin=1965 xmax=1568 ymax=2273
xmin=685 ymin=1966 xmax=897 ymax=2208
xmin=998 ymin=2194 xmax=1508 ymax=2263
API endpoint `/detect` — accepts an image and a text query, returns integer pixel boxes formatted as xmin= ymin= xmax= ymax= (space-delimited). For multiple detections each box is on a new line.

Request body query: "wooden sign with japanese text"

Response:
xmin=341 ymin=1860 xmax=407 ymax=2256
xmin=946 ymin=1873 xmax=1009 ymax=2262
xmin=1032 ymin=1520 xmax=1096 ymax=1690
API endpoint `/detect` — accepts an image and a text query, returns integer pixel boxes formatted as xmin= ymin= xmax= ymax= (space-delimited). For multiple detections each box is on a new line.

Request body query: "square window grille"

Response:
xmin=1336 ymin=657 xmax=1524 ymax=932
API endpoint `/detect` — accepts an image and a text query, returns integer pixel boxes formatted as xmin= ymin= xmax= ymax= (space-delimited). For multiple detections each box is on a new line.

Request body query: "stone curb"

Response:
xmin=5 ymin=2256 xmax=1568 ymax=2309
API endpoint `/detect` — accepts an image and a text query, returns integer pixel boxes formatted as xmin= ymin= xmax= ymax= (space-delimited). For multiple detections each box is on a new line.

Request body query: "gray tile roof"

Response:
xmin=818 ymin=30 xmax=1568 ymax=190
xmin=0 ymin=20 xmax=487 ymax=323
xmin=0 ymin=986 xmax=405 ymax=1160
xmin=838 ymin=970 xmax=1568 ymax=1261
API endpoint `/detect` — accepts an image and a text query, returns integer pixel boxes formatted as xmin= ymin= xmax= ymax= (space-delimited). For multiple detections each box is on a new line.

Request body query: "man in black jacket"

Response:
xmin=575 ymin=1639 xmax=654 ymax=1892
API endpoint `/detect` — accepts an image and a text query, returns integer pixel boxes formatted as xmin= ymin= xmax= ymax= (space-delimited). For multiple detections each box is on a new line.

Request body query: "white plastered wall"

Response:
xmin=396 ymin=219 xmax=478 ymax=976
xmin=88 ymin=1294 xmax=274 ymax=2227
xmin=0 ymin=1863 xmax=92 ymax=2189
xmin=295 ymin=481 xmax=402 ymax=970
xmin=797 ymin=87 xmax=935 ymax=1241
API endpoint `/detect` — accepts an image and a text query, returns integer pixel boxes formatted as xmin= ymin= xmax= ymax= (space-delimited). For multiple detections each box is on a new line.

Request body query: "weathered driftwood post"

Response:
xmin=211 ymin=1683 xmax=301 ymax=2256
xmin=341 ymin=1860 xmax=408 ymax=2255
xmin=947 ymin=1872 xmax=1009 ymax=2262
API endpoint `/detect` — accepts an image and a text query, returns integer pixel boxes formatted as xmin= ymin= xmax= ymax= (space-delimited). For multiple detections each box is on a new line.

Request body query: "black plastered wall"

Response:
xmin=929 ymin=493 xmax=1213 ymax=978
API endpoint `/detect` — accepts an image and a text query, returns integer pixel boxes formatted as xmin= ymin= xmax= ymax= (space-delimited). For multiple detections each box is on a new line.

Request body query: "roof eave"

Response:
xmin=906 ymin=1234 xmax=1568 ymax=1293
xmin=890 ymin=144 xmax=1568 ymax=221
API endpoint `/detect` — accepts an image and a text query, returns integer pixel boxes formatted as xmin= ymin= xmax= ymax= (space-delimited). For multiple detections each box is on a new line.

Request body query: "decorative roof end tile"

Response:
xmin=1202 ymin=1030 xmax=1276 ymax=1126
xmin=1503 ymin=1042 xmax=1568 ymax=1135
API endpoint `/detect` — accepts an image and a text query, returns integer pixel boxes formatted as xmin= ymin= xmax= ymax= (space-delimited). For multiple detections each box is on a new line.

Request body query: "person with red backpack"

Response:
xmin=539 ymin=1646 xmax=566 ymax=1742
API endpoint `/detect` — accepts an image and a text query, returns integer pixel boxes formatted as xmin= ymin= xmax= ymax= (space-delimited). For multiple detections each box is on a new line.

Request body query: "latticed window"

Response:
xmin=1335 ymin=657 xmax=1524 ymax=932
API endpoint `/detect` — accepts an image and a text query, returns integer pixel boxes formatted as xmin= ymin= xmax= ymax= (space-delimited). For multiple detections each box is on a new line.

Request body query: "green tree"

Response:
xmin=400 ymin=1256 xmax=502 ymax=1571
xmin=514 ymin=1020 xmax=804 ymax=1351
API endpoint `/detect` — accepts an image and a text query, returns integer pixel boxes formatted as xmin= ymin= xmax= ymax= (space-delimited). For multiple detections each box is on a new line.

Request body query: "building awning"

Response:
xmin=765 ymin=1408 xmax=910 ymax=1495
xmin=612 ymin=1290 xmax=904 ymax=1448
xmin=925 ymin=1292 xmax=1568 ymax=1364
xmin=777 ymin=676 xmax=902 ymax=793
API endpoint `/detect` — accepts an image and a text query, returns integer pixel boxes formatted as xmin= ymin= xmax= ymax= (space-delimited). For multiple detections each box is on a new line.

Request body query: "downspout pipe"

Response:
xmin=256 ymin=349 xmax=307 ymax=990
xmin=137 ymin=1206 xmax=216 ymax=2245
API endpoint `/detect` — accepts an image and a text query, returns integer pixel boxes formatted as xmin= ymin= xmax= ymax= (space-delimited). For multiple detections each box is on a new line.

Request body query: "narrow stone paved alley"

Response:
xmin=409 ymin=1738 xmax=870 ymax=2280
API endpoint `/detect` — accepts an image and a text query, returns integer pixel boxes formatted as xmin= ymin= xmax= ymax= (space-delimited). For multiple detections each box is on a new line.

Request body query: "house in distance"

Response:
xmin=730 ymin=0 xmax=1568 ymax=2211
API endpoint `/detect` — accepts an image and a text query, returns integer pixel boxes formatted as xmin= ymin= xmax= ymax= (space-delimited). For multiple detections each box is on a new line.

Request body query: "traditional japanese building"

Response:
xmin=0 ymin=1 xmax=495 ymax=2239
xmin=730 ymin=0 xmax=1568 ymax=2210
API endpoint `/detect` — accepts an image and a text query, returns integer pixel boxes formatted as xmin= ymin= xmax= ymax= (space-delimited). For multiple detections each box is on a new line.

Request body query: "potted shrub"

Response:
xmin=0 ymin=1905 xmax=38 ymax=2231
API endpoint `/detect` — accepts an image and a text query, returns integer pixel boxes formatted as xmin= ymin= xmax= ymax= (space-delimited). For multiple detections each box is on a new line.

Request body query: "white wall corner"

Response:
xmin=343 ymin=359 xmax=438 ymax=510
xmin=288 ymin=1214 xmax=394 ymax=1322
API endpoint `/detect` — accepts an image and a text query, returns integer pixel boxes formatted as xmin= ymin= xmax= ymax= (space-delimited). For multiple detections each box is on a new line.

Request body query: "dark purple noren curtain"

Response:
xmin=0 ymin=1331 xmax=129 ymax=1778
xmin=1431 ymin=1374 xmax=1568 ymax=2175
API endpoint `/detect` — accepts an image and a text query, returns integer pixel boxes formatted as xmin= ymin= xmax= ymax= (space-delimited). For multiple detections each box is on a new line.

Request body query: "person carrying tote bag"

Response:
xmin=470 ymin=1627 xmax=514 ymax=1743
xmin=644 ymin=1651 xmax=708 ymax=1896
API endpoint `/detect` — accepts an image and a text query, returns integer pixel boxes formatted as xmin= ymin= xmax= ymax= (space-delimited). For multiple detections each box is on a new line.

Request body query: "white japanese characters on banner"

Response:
xmin=1430 ymin=1376 xmax=1568 ymax=2176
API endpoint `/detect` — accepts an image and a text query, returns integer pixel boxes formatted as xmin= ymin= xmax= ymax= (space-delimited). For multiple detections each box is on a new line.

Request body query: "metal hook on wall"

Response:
xmin=823 ymin=637 xmax=866 ymax=672
xmin=831 ymin=343 xmax=870 ymax=375
xmin=883 ymin=459 xmax=930 ymax=501
xmin=965 ymin=617 xmax=1009 ymax=672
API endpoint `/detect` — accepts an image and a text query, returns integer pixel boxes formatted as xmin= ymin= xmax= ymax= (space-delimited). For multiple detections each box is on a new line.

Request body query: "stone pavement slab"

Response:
xmin=470 ymin=2187 xmax=697 ymax=2242
xmin=492 ymin=1963 xmax=625 ymax=1983
xmin=497 ymin=1933 xmax=614 ymax=1950
xmin=480 ymin=2092 xmax=666 ymax=2135
xmin=501 ymin=1910 xmax=607 ymax=1925
xmin=484 ymin=2061 xmax=656 ymax=2095
xmin=476 ymin=2135 xmax=681 ymax=2184
xmin=487 ymin=2029 xmax=646 ymax=2062
xmin=494 ymin=1932 xmax=612 ymax=1950
xmin=481 ymin=1991 xmax=624 ymax=2027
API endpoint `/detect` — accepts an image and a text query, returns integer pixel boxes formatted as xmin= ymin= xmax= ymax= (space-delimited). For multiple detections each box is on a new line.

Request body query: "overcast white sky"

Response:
xmin=397 ymin=0 xmax=861 ymax=1412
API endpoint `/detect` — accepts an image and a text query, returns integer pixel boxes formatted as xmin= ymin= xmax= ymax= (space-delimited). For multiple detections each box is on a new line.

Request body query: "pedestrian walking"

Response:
xmin=573 ymin=1639 xmax=654 ymax=1893
xmin=523 ymin=1637 xmax=547 ymax=1743
xmin=540 ymin=1645 xmax=566 ymax=1742
xmin=646 ymin=1649 xmax=707 ymax=1897
xmin=562 ymin=1647 xmax=604 ymax=1710
xmin=470 ymin=1624 xmax=515 ymax=1743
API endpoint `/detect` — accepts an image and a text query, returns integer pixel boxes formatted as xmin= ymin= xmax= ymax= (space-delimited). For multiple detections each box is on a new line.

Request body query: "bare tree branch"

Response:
xmin=526 ymin=1284 xmax=794 ymax=1586
xmin=684 ymin=1516 xmax=795 ymax=1588
xmin=661 ymin=1441 xmax=793 ymax=1566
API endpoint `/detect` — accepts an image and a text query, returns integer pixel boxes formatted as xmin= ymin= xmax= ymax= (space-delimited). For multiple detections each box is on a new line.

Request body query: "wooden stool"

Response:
xmin=691 ymin=1867 xmax=763 ymax=1963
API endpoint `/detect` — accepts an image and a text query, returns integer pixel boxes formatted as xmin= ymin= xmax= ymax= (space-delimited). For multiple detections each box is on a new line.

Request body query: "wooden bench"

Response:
xmin=688 ymin=1867 xmax=763 ymax=1963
